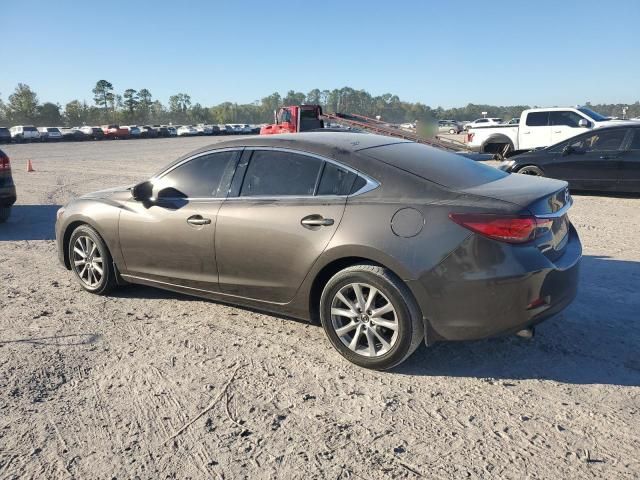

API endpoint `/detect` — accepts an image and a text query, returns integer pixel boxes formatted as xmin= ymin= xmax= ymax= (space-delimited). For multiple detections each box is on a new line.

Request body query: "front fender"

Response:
xmin=56 ymin=199 xmax=123 ymax=270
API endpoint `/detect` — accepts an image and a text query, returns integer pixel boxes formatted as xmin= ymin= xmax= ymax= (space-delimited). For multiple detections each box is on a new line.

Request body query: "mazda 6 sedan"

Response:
xmin=55 ymin=133 xmax=581 ymax=370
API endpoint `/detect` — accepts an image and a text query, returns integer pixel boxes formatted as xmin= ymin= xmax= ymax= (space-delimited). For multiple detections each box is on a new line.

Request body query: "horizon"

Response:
xmin=3 ymin=0 xmax=640 ymax=108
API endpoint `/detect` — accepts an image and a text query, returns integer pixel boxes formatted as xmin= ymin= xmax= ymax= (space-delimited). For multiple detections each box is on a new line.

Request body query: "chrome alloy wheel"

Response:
xmin=72 ymin=235 xmax=104 ymax=288
xmin=330 ymin=283 xmax=399 ymax=357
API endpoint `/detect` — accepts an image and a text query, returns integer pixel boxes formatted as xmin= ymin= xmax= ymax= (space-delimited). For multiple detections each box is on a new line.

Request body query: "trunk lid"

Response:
xmin=462 ymin=173 xmax=572 ymax=260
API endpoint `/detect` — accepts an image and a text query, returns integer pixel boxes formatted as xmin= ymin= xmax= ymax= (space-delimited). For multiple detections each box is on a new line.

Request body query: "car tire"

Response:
xmin=448 ymin=128 xmax=456 ymax=134
xmin=68 ymin=224 xmax=117 ymax=295
xmin=517 ymin=165 xmax=544 ymax=176
xmin=320 ymin=264 xmax=424 ymax=370
xmin=0 ymin=206 xmax=11 ymax=223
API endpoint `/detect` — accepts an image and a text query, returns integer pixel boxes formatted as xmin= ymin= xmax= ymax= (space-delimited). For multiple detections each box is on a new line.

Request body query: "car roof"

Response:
xmin=192 ymin=132 xmax=408 ymax=155
xmin=164 ymin=132 xmax=411 ymax=173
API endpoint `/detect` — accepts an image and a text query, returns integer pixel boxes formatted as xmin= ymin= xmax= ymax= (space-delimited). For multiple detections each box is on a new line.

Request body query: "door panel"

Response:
xmin=519 ymin=111 xmax=551 ymax=150
xmin=215 ymin=197 xmax=346 ymax=303
xmin=547 ymin=129 xmax=627 ymax=190
xmin=618 ymin=130 xmax=640 ymax=192
xmin=117 ymin=149 xmax=240 ymax=290
xmin=119 ymin=198 xmax=222 ymax=290
xmin=549 ymin=110 xmax=590 ymax=145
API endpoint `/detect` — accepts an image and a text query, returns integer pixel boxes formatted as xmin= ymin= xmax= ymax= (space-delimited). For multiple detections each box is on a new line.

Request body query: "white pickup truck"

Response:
xmin=466 ymin=107 xmax=634 ymax=155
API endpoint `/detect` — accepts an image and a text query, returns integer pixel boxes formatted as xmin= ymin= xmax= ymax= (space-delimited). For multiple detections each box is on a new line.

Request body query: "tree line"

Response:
xmin=1 ymin=80 xmax=638 ymax=127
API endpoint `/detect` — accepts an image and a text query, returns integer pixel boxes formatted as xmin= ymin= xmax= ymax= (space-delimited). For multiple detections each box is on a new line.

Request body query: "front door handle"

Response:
xmin=599 ymin=155 xmax=619 ymax=160
xmin=301 ymin=215 xmax=334 ymax=228
xmin=187 ymin=215 xmax=211 ymax=226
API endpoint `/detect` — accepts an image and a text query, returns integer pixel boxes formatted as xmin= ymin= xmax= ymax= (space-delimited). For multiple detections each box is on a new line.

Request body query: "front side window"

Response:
xmin=154 ymin=151 xmax=237 ymax=199
xmin=569 ymin=129 xmax=627 ymax=152
xmin=240 ymin=151 xmax=322 ymax=197
xmin=550 ymin=111 xmax=586 ymax=128
xmin=525 ymin=112 xmax=549 ymax=127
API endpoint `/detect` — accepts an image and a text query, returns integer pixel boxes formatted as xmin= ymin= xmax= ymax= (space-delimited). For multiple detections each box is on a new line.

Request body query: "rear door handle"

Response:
xmin=599 ymin=155 xmax=619 ymax=160
xmin=187 ymin=215 xmax=211 ymax=226
xmin=301 ymin=215 xmax=334 ymax=228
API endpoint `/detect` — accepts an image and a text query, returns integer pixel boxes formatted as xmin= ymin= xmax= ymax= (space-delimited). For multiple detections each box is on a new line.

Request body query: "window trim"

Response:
xmin=229 ymin=146 xmax=379 ymax=200
xmin=150 ymin=147 xmax=243 ymax=200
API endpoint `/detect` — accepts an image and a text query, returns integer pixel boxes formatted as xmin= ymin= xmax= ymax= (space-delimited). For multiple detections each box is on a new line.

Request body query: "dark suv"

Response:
xmin=0 ymin=149 xmax=16 ymax=222
xmin=0 ymin=127 xmax=11 ymax=144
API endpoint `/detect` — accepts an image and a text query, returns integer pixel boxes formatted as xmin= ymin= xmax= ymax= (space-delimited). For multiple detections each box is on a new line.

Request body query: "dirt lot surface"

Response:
xmin=1 ymin=138 xmax=638 ymax=479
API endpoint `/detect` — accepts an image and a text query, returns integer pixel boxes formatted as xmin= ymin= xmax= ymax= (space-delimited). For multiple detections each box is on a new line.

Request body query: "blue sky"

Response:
xmin=2 ymin=0 xmax=639 ymax=108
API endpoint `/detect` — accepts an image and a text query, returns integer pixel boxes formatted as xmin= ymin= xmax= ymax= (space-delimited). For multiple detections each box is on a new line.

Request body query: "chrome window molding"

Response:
xmin=147 ymin=145 xmax=380 ymax=202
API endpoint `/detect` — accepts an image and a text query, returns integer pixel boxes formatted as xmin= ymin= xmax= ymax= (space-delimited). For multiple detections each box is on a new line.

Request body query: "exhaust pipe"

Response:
xmin=516 ymin=327 xmax=535 ymax=339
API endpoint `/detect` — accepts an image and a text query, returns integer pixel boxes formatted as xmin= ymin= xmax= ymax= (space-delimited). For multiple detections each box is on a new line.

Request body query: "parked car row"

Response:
xmin=0 ymin=123 xmax=262 ymax=143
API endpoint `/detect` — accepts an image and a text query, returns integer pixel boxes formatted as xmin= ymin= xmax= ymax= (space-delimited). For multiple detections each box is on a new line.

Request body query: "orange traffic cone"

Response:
xmin=26 ymin=159 xmax=34 ymax=172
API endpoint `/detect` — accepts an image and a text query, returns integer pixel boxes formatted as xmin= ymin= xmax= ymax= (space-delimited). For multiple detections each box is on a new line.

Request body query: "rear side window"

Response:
xmin=525 ymin=112 xmax=549 ymax=126
xmin=154 ymin=151 xmax=238 ymax=198
xmin=317 ymin=162 xmax=357 ymax=195
xmin=240 ymin=151 xmax=322 ymax=197
xmin=362 ymin=142 xmax=508 ymax=189
xmin=550 ymin=111 xmax=585 ymax=128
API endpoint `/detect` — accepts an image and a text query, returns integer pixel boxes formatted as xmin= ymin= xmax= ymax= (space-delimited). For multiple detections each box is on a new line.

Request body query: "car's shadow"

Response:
xmin=397 ymin=255 xmax=640 ymax=386
xmin=111 ymin=256 xmax=639 ymax=387
xmin=0 ymin=204 xmax=60 ymax=241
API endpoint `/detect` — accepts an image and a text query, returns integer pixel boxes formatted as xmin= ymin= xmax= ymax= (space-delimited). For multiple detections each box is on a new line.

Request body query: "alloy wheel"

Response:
xmin=72 ymin=235 xmax=104 ymax=288
xmin=330 ymin=283 xmax=399 ymax=357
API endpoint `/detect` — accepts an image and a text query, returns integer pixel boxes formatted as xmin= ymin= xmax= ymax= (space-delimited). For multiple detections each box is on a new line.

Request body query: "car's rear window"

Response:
xmin=0 ymin=128 xmax=9 ymax=133
xmin=47 ymin=128 xmax=60 ymax=132
xmin=24 ymin=126 xmax=37 ymax=132
xmin=361 ymin=142 xmax=507 ymax=189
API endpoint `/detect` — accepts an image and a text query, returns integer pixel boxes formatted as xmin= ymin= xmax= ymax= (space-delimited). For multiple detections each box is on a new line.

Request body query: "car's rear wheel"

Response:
xmin=69 ymin=225 xmax=116 ymax=295
xmin=320 ymin=264 xmax=424 ymax=370
xmin=448 ymin=128 xmax=456 ymax=134
xmin=517 ymin=165 xmax=544 ymax=176
xmin=0 ymin=206 xmax=11 ymax=223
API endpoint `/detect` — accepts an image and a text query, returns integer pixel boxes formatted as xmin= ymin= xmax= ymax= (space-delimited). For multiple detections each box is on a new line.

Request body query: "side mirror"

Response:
xmin=578 ymin=119 xmax=588 ymax=128
xmin=562 ymin=145 xmax=573 ymax=156
xmin=132 ymin=181 xmax=153 ymax=201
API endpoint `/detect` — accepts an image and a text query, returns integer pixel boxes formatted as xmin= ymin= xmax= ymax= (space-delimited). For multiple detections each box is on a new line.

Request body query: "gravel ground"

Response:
xmin=0 ymin=138 xmax=638 ymax=479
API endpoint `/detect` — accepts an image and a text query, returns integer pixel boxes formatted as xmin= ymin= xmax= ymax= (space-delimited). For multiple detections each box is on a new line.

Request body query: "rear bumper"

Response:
xmin=414 ymin=225 xmax=581 ymax=342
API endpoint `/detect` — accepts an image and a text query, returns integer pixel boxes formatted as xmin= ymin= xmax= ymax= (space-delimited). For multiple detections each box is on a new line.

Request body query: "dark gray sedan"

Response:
xmin=55 ymin=133 xmax=581 ymax=369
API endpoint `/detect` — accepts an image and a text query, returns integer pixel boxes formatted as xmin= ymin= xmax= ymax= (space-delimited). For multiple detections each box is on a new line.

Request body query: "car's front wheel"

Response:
xmin=68 ymin=225 xmax=117 ymax=295
xmin=320 ymin=264 xmax=424 ymax=370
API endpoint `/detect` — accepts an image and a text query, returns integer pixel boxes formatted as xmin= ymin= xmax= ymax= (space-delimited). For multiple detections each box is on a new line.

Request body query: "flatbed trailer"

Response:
xmin=260 ymin=105 xmax=495 ymax=160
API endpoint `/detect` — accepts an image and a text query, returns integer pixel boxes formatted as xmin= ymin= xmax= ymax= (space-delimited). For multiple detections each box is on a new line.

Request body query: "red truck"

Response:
xmin=260 ymin=105 xmax=325 ymax=135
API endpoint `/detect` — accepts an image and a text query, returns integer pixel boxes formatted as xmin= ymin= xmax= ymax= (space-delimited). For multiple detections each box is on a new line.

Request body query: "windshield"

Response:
xmin=578 ymin=107 xmax=609 ymax=122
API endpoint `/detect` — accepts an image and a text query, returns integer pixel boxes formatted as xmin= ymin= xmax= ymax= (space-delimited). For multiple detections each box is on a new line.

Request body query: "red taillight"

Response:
xmin=449 ymin=213 xmax=540 ymax=244
xmin=0 ymin=153 xmax=10 ymax=171
xmin=466 ymin=132 xmax=474 ymax=143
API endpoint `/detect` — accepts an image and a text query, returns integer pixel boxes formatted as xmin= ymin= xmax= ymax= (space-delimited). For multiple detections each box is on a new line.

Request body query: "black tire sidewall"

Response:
xmin=68 ymin=225 xmax=114 ymax=294
xmin=320 ymin=269 xmax=416 ymax=370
